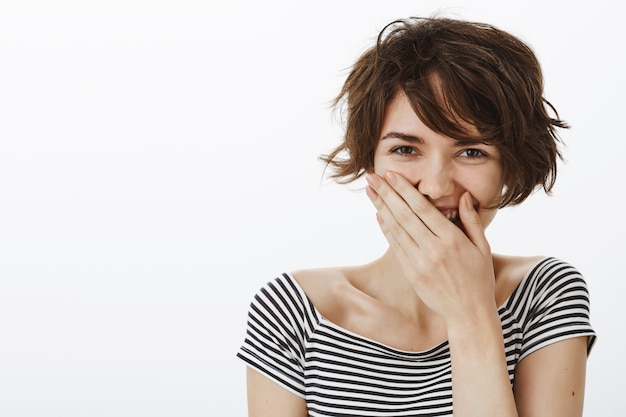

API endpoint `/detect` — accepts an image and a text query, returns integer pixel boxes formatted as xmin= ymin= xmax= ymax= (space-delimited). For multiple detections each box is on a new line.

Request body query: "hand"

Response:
xmin=365 ymin=171 xmax=497 ymax=324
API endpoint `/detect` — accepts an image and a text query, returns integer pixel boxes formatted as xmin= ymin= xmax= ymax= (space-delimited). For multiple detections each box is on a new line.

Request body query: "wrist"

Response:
xmin=445 ymin=304 xmax=502 ymax=345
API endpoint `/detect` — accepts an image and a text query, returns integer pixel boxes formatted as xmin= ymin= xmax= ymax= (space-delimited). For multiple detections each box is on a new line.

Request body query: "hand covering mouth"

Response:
xmin=444 ymin=210 xmax=458 ymax=222
xmin=440 ymin=207 xmax=472 ymax=234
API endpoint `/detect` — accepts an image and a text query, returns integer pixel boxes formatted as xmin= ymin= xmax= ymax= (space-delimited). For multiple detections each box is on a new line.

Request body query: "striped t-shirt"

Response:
xmin=237 ymin=257 xmax=596 ymax=416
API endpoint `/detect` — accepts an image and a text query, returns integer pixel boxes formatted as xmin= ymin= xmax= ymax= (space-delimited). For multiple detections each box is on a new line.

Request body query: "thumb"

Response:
xmin=459 ymin=191 xmax=489 ymax=251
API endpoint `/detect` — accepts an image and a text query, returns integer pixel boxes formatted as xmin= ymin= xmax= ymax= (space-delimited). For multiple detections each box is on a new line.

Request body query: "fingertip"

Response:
xmin=384 ymin=171 xmax=397 ymax=185
xmin=365 ymin=185 xmax=378 ymax=201
xmin=462 ymin=191 xmax=474 ymax=211
xmin=459 ymin=191 xmax=482 ymax=230
xmin=365 ymin=173 xmax=381 ymax=189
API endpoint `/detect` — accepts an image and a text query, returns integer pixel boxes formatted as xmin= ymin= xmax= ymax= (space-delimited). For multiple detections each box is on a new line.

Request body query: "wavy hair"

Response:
xmin=321 ymin=17 xmax=567 ymax=207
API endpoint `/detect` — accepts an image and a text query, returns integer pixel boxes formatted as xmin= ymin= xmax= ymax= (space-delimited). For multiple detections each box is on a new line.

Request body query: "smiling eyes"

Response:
xmin=459 ymin=148 xmax=487 ymax=159
xmin=391 ymin=145 xmax=418 ymax=156
xmin=390 ymin=145 xmax=488 ymax=160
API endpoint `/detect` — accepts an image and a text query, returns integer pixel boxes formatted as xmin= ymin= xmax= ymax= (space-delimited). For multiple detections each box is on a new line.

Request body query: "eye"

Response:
xmin=459 ymin=148 xmax=487 ymax=159
xmin=391 ymin=146 xmax=418 ymax=156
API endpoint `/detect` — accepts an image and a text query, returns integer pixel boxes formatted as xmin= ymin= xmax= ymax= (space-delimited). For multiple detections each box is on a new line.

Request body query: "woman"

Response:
xmin=237 ymin=17 xmax=596 ymax=416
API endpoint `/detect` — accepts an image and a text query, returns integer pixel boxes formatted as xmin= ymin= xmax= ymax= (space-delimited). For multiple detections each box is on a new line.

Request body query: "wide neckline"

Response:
xmin=284 ymin=257 xmax=549 ymax=356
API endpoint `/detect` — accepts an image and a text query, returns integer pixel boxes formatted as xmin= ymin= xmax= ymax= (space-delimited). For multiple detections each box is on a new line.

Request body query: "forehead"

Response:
xmin=381 ymin=90 xmax=482 ymax=141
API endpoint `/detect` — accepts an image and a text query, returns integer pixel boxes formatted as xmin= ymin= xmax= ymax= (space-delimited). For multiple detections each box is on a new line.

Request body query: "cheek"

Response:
xmin=474 ymin=181 xmax=504 ymax=203
xmin=372 ymin=154 xmax=397 ymax=177
xmin=462 ymin=173 xmax=502 ymax=229
xmin=462 ymin=167 xmax=504 ymax=204
xmin=470 ymin=178 xmax=503 ymax=220
xmin=373 ymin=152 xmax=418 ymax=180
xmin=459 ymin=179 xmax=503 ymax=228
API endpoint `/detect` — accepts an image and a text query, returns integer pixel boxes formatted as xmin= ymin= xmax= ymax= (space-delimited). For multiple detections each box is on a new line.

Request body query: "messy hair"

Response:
xmin=321 ymin=17 xmax=567 ymax=207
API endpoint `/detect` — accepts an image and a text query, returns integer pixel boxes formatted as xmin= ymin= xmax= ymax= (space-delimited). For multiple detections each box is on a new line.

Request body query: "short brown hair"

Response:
xmin=321 ymin=17 xmax=567 ymax=207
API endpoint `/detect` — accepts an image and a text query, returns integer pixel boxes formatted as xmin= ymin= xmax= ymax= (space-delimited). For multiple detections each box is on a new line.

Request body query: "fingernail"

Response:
xmin=385 ymin=171 xmax=396 ymax=185
xmin=464 ymin=192 xmax=474 ymax=209
xmin=365 ymin=174 xmax=380 ymax=189
xmin=365 ymin=186 xmax=378 ymax=200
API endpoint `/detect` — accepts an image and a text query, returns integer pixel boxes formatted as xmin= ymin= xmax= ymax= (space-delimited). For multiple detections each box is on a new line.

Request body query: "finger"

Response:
xmin=384 ymin=171 xmax=451 ymax=236
xmin=458 ymin=191 xmax=490 ymax=253
xmin=366 ymin=173 xmax=433 ymax=240
xmin=365 ymin=175 xmax=428 ymax=249
xmin=366 ymin=185 xmax=419 ymax=254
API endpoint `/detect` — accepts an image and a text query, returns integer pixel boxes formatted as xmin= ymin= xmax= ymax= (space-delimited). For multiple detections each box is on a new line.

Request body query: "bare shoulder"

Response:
xmin=493 ymin=253 xmax=547 ymax=276
xmin=290 ymin=266 xmax=352 ymax=292
xmin=493 ymin=254 xmax=547 ymax=306
xmin=290 ymin=265 xmax=364 ymax=323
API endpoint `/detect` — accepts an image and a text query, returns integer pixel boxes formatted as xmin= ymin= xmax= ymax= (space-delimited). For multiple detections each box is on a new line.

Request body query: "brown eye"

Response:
xmin=392 ymin=146 xmax=416 ymax=155
xmin=460 ymin=148 xmax=486 ymax=159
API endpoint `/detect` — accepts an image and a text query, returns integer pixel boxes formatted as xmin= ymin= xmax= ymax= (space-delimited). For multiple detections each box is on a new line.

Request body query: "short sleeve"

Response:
xmin=237 ymin=275 xmax=307 ymax=397
xmin=520 ymin=258 xmax=597 ymax=360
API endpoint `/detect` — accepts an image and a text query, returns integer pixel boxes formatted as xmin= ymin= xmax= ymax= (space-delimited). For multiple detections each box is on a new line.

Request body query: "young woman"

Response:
xmin=237 ymin=17 xmax=596 ymax=416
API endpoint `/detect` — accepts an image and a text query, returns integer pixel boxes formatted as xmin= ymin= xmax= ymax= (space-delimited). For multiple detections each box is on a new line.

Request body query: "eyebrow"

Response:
xmin=380 ymin=131 xmax=490 ymax=147
xmin=380 ymin=132 xmax=424 ymax=143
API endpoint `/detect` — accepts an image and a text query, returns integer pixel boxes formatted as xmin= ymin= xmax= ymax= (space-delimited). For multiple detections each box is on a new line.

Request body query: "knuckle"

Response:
xmin=377 ymin=184 xmax=392 ymax=199
xmin=411 ymin=200 xmax=430 ymax=217
xmin=427 ymin=248 xmax=446 ymax=265
xmin=388 ymin=220 xmax=404 ymax=240
xmin=395 ymin=207 xmax=415 ymax=226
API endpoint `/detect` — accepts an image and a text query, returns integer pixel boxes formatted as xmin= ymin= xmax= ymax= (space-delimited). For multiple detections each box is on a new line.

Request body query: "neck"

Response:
xmin=358 ymin=247 xmax=436 ymax=322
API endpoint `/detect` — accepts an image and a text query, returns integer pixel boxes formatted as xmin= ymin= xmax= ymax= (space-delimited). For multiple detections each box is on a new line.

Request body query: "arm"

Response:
xmin=246 ymin=367 xmax=308 ymax=417
xmin=365 ymin=172 xmax=593 ymax=416
xmin=447 ymin=322 xmax=589 ymax=417
xmin=367 ymin=171 xmax=518 ymax=415
xmin=447 ymin=308 xmax=518 ymax=416
xmin=513 ymin=336 xmax=589 ymax=416
xmin=237 ymin=278 xmax=310 ymax=416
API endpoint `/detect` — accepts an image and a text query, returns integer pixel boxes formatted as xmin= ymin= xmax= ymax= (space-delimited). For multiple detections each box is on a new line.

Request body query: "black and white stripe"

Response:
xmin=238 ymin=257 xmax=596 ymax=416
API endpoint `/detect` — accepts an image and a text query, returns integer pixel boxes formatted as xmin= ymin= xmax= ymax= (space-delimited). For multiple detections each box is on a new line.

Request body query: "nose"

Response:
xmin=415 ymin=158 xmax=455 ymax=200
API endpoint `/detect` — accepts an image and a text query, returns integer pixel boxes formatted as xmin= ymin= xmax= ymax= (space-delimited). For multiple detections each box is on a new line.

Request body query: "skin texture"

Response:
xmin=246 ymin=367 xmax=307 ymax=416
xmin=367 ymin=91 xmax=504 ymax=322
xmin=245 ymin=92 xmax=589 ymax=417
